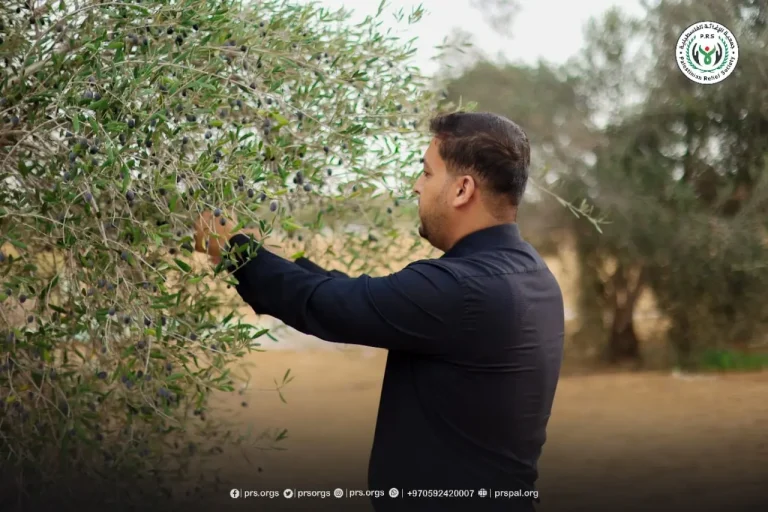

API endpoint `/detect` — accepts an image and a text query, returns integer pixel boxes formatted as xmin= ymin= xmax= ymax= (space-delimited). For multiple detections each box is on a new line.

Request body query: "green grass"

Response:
xmin=697 ymin=348 xmax=768 ymax=372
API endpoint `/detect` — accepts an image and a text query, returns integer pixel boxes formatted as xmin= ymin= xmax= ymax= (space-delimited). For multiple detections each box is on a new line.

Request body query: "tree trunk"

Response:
xmin=608 ymin=305 xmax=640 ymax=362
xmin=605 ymin=264 xmax=646 ymax=363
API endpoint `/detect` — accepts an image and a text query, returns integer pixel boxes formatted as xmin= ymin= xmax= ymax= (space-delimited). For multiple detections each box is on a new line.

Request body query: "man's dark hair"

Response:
xmin=428 ymin=111 xmax=530 ymax=208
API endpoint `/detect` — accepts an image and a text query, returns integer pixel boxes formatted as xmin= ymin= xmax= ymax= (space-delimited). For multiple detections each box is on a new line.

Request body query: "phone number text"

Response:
xmin=406 ymin=489 xmax=475 ymax=498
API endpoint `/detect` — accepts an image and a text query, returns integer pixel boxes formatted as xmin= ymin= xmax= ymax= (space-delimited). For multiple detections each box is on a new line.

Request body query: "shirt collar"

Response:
xmin=441 ymin=223 xmax=523 ymax=258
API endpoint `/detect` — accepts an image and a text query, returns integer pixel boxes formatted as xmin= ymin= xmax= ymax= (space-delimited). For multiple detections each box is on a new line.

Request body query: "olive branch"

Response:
xmin=685 ymin=36 xmax=730 ymax=74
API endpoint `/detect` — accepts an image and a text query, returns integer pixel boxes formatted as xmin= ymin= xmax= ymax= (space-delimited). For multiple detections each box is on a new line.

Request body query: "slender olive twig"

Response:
xmin=10 ymin=2 xmax=151 ymax=87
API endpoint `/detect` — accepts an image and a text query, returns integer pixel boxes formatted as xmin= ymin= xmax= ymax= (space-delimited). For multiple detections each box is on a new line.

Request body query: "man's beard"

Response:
xmin=418 ymin=208 xmax=448 ymax=251
xmin=417 ymin=207 xmax=429 ymax=240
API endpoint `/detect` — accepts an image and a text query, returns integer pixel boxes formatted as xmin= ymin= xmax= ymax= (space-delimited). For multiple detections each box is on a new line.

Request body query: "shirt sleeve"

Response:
xmin=294 ymin=257 xmax=349 ymax=278
xmin=224 ymin=233 xmax=461 ymax=355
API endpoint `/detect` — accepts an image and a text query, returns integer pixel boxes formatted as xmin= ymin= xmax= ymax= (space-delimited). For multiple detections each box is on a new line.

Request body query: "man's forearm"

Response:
xmin=225 ymin=233 xmax=343 ymax=334
xmin=232 ymin=230 xmax=347 ymax=277
xmin=294 ymin=257 xmax=349 ymax=278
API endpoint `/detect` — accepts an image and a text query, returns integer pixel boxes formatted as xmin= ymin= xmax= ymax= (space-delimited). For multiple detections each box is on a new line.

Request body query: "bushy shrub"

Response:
xmin=0 ymin=0 xmax=438 ymax=505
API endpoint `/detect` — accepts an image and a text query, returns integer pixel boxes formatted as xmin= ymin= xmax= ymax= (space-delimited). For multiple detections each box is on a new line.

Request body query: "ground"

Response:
xmin=7 ymin=248 xmax=766 ymax=511
xmin=199 ymin=325 xmax=768 ymax=512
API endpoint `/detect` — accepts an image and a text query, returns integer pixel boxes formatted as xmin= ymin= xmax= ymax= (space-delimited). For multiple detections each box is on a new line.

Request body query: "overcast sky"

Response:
xmin=311 ymin=0 xmax=645 ymax=75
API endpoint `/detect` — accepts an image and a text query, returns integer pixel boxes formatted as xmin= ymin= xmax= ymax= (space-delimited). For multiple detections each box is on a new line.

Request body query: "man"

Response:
xmin=195 ymin=111 xmax=564 ymax=511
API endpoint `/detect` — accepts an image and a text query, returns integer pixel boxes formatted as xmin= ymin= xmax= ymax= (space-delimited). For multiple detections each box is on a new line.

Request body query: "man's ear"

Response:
xmin=452 ymin=175 xmax=476 ymax=207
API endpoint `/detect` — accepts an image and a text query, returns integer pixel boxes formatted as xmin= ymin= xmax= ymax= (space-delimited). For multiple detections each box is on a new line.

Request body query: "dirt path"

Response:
xmin=199 ymin=337 xmax=768 ymax=512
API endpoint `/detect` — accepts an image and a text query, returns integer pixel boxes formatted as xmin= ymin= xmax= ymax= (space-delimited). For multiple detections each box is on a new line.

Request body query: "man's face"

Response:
xmin=413 ymin=138 xmax=451 ymax=248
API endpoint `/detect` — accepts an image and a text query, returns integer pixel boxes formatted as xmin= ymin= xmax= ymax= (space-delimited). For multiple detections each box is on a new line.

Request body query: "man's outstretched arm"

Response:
xmin=225 ymin=233 xmax=460 ymax=356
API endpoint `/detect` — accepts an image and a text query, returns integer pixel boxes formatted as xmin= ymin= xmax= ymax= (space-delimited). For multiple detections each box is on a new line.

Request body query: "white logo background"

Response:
xmin=676 ymin=21 xmax=739 ymax=84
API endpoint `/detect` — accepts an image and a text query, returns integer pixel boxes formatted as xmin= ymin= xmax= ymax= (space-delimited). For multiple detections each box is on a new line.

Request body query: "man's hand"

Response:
xmin=194 ymin=210 xmax=268 ymax=265
xmin=194 ymin=210 xmax=291 ymax=265
xmin=194 ymin=210 xmax=254 ymax=265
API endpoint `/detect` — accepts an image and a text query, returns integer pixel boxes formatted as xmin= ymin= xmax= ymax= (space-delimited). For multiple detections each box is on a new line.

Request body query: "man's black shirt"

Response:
xmin=227 ymin=223 xmax=565 ymax=511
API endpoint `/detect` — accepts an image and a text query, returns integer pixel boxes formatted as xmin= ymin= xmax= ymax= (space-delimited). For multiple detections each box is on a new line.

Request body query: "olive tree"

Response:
xmin=0 ymin=0 xmax=438 ymax=506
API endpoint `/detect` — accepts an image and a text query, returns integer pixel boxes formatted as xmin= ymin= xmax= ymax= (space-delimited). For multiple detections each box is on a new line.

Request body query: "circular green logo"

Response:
xmin=676 ymin=22 xmax=739 ymax=84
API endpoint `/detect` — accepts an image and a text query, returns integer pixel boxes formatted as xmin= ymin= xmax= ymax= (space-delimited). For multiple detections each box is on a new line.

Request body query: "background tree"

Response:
xmin=442 ymin=0 xmax=768 ymax=368
xmin=0 ymin=0 xmax=439 ymax=507
xmin=562 ymin=0 xmax=768 ymax=367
